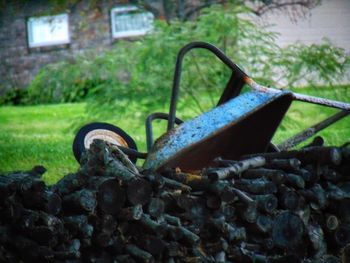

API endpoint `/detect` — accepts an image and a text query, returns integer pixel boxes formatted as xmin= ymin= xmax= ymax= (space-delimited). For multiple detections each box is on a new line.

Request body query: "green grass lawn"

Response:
xmin=0 ymin=86 xmax=349 ymax=184
xmin=0 ymin=104 xmax=85 ymax=184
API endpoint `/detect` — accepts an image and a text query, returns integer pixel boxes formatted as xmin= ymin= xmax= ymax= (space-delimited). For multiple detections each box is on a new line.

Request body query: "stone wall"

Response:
xmin=0 ymin=0 xmax=135 ymax=94
xmin=0 ymin=0 xmax=205 ymax=95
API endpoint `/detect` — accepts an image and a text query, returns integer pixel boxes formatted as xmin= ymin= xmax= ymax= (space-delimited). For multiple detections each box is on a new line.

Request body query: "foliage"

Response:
xmin=27 ymin=58 xmax=108 ymax=104
xmin=26 ymin=3 xmax=349 ymax=121
xmin=0 ymin=88 xmax=28 ymax=105
xmin=277 ymin=40 xmax=350 ymax=87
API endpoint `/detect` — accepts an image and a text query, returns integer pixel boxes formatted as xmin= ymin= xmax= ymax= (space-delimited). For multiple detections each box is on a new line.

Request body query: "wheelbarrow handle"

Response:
xmin=167 ymin=41 xmax=249 ymax=131
xmin=247 ymin=79 xmax=350 ymax=110
xmin=292 ymin=92 xmax=350 ymax=110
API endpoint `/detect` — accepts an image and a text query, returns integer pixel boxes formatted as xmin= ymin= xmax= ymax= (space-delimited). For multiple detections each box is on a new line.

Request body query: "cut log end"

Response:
xmin=272 ymin=211 xmax=304 ymax=249
xmin=127 ymin=178 xmax=152 ymax=206
xmin=97 ymin=179 xmax=126 ymax=214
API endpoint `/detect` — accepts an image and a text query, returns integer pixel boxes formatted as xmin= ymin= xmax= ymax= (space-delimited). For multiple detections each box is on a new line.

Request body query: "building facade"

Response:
xmin=0 ymin=0 xmax=349 ymax=94
xmin=0 ymin=0 xmax=163 ymax=94
xmin=258 ymin=0 xmax=350 ymax=51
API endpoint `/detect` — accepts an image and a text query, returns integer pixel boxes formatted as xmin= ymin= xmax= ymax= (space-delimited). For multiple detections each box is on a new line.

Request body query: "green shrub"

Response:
xmin=0 ymin=88 xmax=29 ymax=105
xmin=27 ymin=58 xmax=107 ymax=104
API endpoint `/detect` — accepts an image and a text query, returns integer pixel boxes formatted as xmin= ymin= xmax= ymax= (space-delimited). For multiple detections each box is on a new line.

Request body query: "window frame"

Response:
xmin=27 ymin=13 xmax=70 ymax=48
xmin=110 ymin=5 xmax=154 ymax=39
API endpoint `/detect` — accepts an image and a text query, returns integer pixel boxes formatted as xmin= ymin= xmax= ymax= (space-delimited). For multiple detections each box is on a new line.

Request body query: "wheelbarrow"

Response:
xmin=73 ymin=42 xmax=350 ymax=172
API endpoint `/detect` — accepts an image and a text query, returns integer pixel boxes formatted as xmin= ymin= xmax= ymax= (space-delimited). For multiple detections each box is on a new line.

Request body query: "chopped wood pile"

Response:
xmin=1 ymin=139 xmax=350 ymax=263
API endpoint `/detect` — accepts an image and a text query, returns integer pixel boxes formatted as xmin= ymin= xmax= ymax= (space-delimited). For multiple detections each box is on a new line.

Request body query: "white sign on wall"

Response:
xmin=27 ymin=13 xmax=70 ymax=48
xmin=111 ymin=6 xmax=154 ymax=39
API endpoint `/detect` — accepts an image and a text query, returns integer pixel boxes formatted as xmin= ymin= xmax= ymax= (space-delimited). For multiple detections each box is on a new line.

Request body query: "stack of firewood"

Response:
xmin=0 ymin=139 xmax=349 ymax=263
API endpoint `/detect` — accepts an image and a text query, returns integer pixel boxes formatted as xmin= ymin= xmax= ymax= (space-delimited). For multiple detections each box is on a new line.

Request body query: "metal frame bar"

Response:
xmin=145 ymin=112 xmax=183 ymax=151
xmin=119 ymin=146 xmax=148 ymax=159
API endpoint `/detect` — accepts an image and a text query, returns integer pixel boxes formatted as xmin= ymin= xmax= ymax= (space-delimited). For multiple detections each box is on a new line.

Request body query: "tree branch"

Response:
xmin=251 ymin=0 xmax=318 ymax=17
xmin=183 ymin=0 xmax=223 ymax=21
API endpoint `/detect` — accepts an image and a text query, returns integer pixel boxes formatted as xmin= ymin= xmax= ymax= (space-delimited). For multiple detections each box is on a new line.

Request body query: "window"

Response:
xmin=27 ymin=14 xmax=70 ymax=48
xmin=111 ymin=6 xmax=154 ymax=38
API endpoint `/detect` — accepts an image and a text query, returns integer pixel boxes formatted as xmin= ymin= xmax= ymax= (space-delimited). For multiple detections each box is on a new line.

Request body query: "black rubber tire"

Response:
xmin=72 ymin=122 xmax=138 ymax=164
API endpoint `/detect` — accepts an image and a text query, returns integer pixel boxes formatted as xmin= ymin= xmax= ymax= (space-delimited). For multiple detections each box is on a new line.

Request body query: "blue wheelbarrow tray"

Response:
xmin=143 ymin=90 xmax=294 ymax=172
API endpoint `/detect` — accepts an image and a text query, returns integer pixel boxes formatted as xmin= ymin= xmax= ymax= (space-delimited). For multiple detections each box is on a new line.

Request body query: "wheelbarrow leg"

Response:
xmin=277 ymin=109 xmax=350 ymax=150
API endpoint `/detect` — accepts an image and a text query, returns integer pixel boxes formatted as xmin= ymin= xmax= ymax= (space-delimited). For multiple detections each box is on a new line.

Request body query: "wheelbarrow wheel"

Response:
xmin=73 ymin=122 xmax=138 ymax=164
